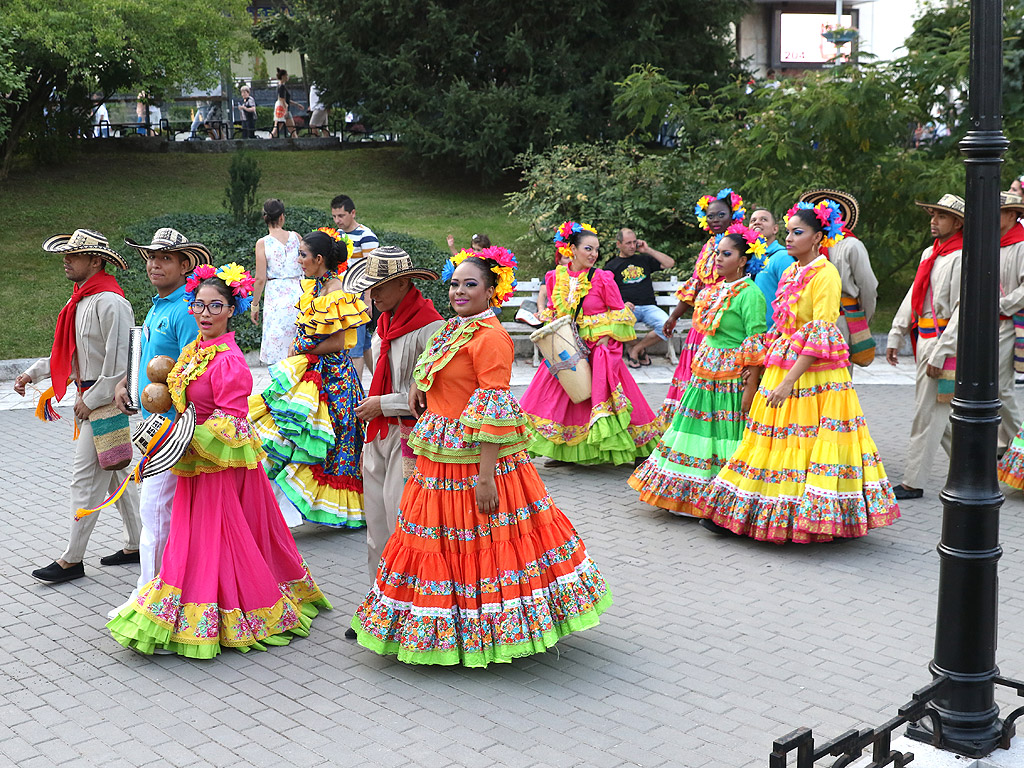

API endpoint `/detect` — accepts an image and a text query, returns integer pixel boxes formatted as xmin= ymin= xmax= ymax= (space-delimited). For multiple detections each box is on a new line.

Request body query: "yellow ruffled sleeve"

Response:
xmin=295 ymin=282 xmax=370 ymax=348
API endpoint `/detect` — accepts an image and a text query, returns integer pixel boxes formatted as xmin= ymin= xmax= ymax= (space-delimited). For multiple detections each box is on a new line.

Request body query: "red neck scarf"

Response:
xmin=912 ymin=230 xmax=963 ymax=319
xmin=1001 ymin=221 xmax=1024 ymax=248
xmin=49 ymin=270 xmax=125 ymax=401
xmin=365 ymin=285 xmax=443 ymax=441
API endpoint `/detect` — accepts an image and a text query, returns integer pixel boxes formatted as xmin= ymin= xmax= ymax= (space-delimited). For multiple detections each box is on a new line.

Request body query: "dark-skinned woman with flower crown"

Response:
xmin=350 ymin=247 xmax=611 ymax=666
xmin=659 ymin=188 xmax=747 ymax=423
xmin=107 ymin=264 xmax=331 ymax=657
xmin=630 ymin=225 xmax=769 ymax=516
xmin=249 ymin=227 xmax=371 ymax=528
xmin=696 ymin=201 xmax=900 ymax=543
xmin=519 ymin=221 xmax=660 ymax=466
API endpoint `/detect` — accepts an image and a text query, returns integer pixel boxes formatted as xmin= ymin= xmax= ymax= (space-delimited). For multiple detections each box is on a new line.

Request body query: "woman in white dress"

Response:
xmin=251 ymin=198 xmax=304 ymax=364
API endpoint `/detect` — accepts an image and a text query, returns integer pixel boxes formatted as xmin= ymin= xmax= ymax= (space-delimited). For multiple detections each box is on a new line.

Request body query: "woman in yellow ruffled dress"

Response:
xmin=697 ymin=202 xmax=900 ymax=542
xmin=108 ymin=265 xmax=330 ymax=657
xmin=520 ymin=221 xmax=660 ymax=465
xmin=250 ymin=228 xmax=371 ymax=527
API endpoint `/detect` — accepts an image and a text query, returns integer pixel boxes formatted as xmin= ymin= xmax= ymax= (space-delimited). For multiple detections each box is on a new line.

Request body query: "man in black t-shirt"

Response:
xmin=604 ymin=228 xmax=674 ymax=367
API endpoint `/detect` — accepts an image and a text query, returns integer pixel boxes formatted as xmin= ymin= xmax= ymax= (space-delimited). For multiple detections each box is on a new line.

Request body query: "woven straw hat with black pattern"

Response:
xmin=915 ymin=193 xmax=966 ymax=220
xmin=799 ymin=188 xmax=860 ymax=231
xmin=42 ymin=229 xmax=129 ymax=270
xmin=124 ymin=228 xmax=212 ymax=273
xmin=341 ymin=245 xmax=439 ymax=294
xmin=1000 ymin=192 xmax=1024 ymax=215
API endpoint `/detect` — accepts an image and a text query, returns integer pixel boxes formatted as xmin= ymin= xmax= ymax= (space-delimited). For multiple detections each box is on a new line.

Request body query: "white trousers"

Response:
xmin=63 ymin=419 xmax=141 ymax=563
xmin=998 ymin=319 xmax=1023 ymax=449
xmin=136 ymin=472 xmax=177 ymax=590
xmin=903 ymin=336 xmax=952 ymax=490
xmin=362 ymin=428 xmax=407 ymax=583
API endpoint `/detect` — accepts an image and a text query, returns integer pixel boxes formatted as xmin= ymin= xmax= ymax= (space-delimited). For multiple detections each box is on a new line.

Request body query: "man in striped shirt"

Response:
xmin=332 ymin=194 xmax=380 ymax=377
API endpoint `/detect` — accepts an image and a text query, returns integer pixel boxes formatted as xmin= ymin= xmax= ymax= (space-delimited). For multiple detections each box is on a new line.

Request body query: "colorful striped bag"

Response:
xmin=840 ymin=296 xmax=876 ymax=367
xmin=89 ymin=403 xmax=132 ymax=470
xmin=1014 ymin=313 xmax=1024 ymax=375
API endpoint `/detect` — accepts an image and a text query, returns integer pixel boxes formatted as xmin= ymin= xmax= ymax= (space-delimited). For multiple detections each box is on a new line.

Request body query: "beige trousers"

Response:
xmin=998 ymin=319 xmax=1023 ymax=450
xmin=362 ymin=427 xmax=407 ymax=583
xmin=903 ymin=336 xmax=952 ymax=490
xmin=62 ymin=419 xmax=141 ymax=564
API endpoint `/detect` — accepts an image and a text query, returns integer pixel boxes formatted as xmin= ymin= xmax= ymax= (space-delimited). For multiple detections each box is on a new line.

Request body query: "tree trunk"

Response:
xmin=1 ymin=75 xmax=52 ymax=181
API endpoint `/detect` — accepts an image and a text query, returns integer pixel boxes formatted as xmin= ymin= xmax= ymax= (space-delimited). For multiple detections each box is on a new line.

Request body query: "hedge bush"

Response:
xmin=118 ymin=209 xmax=453 ymax=353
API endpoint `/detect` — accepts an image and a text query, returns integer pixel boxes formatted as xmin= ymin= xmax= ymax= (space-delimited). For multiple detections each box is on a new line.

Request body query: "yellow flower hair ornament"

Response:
xmin=316 ymin=226 xmax=355 ymax=262
xmin=553 ymin=220 xmax=597 ymax=264
xmin=441 ymin=246 xmax=518 ymax=307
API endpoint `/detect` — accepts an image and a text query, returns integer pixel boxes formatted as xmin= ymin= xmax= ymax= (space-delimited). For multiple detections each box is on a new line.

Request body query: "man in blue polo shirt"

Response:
xmin=331 ymin=194 xmax=379 ymax=378
xmin=113 ymin=228 xmax=210 ymax=607
xmin=750 ymin=208 xmax=792 ymax=329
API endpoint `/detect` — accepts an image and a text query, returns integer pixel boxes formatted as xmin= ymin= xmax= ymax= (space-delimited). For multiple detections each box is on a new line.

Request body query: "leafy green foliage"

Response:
xmin=280 ymin=0 xmax=749 ymax=179
xmin=223 ymin=151 xmax=263 ymax=226
xmin=119 ymin=210 xmax=453 ymax=352
xmin=1 ymin=0 xmax=255 ymax=178
xmin=506 ymin=142 xmax=717 ymax=277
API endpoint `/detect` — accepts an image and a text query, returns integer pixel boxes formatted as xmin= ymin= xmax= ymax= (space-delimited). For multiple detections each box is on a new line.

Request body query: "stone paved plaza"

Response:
xmin=3 ymin=371 xmax=1024 ymax=768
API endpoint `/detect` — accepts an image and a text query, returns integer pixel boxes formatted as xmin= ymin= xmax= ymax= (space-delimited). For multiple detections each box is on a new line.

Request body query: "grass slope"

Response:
xmin=0 ymin=148 xmax=524 ymax=359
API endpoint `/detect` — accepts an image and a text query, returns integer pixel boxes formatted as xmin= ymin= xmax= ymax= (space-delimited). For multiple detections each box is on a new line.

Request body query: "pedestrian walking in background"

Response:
xmin=698 ymin=200 xmax=899 ymax=542
xmin=15 ymin=230 xmax=140 ymax=583
xmin=250 ymin=198 xmax=303 ymax=365
xmin=238 ymin=86 xmax=257 ymax=139
xmin=349 ymin=251 xmax=611 ymax=666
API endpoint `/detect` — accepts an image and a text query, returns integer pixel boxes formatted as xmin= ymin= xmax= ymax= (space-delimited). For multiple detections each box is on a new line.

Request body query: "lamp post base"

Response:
xmin=849 ymin=734 xmax=1024 ymax=767
xmin=906 ymin=713 xmax=1004 ymax=760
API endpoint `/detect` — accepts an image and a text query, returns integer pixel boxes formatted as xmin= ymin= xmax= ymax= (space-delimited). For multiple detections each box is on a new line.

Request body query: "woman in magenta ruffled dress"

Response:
xmin=520 ymin=222 xmax=660 ymax=465
xmin=107 ymin=264 xmax=330 ymax=657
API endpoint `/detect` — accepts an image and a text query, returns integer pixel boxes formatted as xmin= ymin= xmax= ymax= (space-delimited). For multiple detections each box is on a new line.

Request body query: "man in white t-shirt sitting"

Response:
xmin=331 ymin=194 xmax=380 ymax=377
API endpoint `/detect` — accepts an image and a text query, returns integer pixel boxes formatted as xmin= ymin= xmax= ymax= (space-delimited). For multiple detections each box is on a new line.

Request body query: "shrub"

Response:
xmin=118 ymin=209 xmax=453 ymax=353
xmin=223 ymin=150 xmax=262 ymax=225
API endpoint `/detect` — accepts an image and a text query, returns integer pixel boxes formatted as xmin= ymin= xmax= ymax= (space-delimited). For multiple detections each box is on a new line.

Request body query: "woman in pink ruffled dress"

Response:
xmin=107 ymin=264 xmax=330 ymax=657
xmin=520 ymin=222 xmax=660 ymax=465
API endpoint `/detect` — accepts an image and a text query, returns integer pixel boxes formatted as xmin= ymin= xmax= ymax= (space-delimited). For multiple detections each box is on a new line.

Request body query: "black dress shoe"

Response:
xmin=893 ymin=485 xmax=924 ymax=500
xmin=100 ymin=549 xmax=141 ymax=566
xmin=699 ymin=518 xmax=733 ymax=535
xmin=344 ymin=627 xmax=357 ymax=641
xmin=32 ymin=561 xmax=85 ymax=583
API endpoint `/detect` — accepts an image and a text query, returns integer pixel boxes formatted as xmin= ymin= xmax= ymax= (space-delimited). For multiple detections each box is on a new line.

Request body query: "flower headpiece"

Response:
xmin=441 ymin=246 xmax=519 ymax=307
xmin=694 ymin=188 xmax=746 ymax=233
xmin=553 ymin=220 xmax=598 ymax=263
xmin=316 ymin=226 xmax=355 ymax=266
xmin=184 ymin=262 xmax=256 ymax=314
xmin=723 ymin=223 xmax=767 ymax=276
xmin=785 ymin=199 xmax=846 ymax=249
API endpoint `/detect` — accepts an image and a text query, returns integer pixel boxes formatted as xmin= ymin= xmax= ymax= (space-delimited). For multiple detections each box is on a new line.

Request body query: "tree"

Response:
xmin=267 ymin=0 xmax=749 ymax=178
xmin=0 ymin=0 xmax=255 ymax=179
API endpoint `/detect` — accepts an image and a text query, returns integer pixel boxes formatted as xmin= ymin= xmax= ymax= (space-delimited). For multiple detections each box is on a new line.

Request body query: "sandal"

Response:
xmin=638 ymin=350 xmax=652 ymax=366
xmin=626 ymin=354 xmax=641 ymax=369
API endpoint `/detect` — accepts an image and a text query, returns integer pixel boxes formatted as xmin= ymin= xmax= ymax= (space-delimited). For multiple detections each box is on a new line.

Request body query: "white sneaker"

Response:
xmin=106 ymin=589 xmax=139 ymax=620
xmin=515 ymin=307 xmax=543 ymax=327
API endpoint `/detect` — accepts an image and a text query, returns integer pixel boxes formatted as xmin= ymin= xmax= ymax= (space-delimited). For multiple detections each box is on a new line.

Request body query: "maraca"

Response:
xmin=141 ymin=382 xmax=172 ymax=414
xmin=147 ymin=355 xmax=175 ymax=384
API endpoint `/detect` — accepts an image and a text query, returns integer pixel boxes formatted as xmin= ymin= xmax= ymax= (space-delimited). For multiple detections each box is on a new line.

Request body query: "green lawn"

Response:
xmin=0 ymin=148 xmax=527 ymax=358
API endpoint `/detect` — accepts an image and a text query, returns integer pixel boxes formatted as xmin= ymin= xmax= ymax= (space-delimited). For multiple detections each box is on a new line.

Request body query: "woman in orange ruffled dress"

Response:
xmin=250 ymin=228 xmax=370 ymax=528
xmin=697 ymin=201 xmax=900 ymax=542
xmin=660 ymin=188 xmax=746 ymax=422
xmin=350 ymin=248 xmax=611 ymax=667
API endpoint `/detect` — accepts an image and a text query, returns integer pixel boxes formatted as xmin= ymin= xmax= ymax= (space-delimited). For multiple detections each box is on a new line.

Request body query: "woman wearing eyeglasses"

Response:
xmin=107 ymin=264 xmax=332 ymax=657
xmin=249 ymin=228 xmax=371 ymax=529
xmin=659 ymin=188 xmax=746 ymax=423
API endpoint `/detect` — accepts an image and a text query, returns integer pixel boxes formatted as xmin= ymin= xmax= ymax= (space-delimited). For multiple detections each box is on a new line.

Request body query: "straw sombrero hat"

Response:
xmin=799 ymin=188 xmax=860 ymax=231
xmin=124 ymin=228 xmax=212 ymax=273
xmin=131 ymin=403 xmax=197 ymax=479
xmin=1000 ymin=192 xmax=1024 ymax=215
xmin=915 ymin=194 xmax=966 ymax=219
xmin=341 ymin=245 xmax=439 ymax=294
xmin=42 ymin=229 xmax=128 ymax=270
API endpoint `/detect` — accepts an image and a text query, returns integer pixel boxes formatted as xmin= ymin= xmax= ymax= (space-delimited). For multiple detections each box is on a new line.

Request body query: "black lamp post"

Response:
xmin=905 ymin=0 xmax=1009 ymax=756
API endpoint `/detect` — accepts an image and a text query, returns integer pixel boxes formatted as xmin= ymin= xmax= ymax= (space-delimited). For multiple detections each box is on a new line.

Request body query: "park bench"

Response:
xmin=500 ymin=276 xmax=689 ymax=365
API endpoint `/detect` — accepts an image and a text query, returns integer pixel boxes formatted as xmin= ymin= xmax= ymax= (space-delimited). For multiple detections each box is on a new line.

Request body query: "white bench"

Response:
xmin=501 ymin=277 xmax=690 ymax=366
